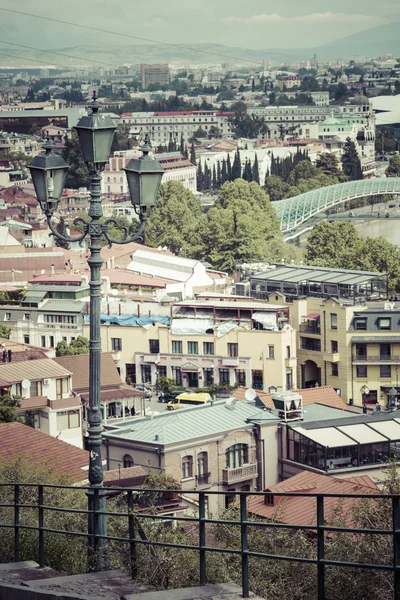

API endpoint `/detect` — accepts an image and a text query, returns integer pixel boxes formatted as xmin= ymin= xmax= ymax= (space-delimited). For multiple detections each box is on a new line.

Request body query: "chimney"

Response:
xmin=51 ymin=264 xmax=55 ymax=275
xmin=8 ymin=349 xmax=12 ymax=362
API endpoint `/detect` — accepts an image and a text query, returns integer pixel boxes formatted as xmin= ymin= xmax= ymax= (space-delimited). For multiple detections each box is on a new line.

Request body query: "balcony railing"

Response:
xmin=0 ymin=483 xmax=399 ymax=600
xmin=353 ymin=355 xmax=400 ymax=362
xmin=222 ymin=462 xmax=258 ymax=484
xmin=299 ymin=323 xmax=321 ymax=334
xmin=195 ymin=472 xmax=211 ymax=486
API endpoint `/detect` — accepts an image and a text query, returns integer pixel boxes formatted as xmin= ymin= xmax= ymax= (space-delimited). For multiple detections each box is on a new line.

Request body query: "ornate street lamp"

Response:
xmin=388 ymin=387 xmax=397 ymax=410
xmin=28 ymin=95 xmax=163 ymax=568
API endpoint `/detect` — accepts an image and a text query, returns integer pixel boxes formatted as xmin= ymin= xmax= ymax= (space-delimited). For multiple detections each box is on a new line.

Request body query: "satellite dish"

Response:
xmin=21 ymin=379 xmax=30 ymax=390
xmin=111 ymin=289 xmax=118 ymax=296
xmin=157 ymin=246 xmax=162 ymax=251
xmin=40 ymin=269 xmax=45 ymax=275
xmin=245 ymin=388 xmax=256 ymax=401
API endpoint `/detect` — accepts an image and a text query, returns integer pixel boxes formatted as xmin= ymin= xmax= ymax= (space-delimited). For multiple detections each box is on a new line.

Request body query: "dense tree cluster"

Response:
xmin=306 ymin=221 xmax=400 ymax=290
xmin=197 ymin=150 xmax=260 ymax=191
xmin=55 ymin=336 xmax=90 ymax=357
xmin=145 ymin=180 xmax=299 ymax=273
xmin=341 ymin=137 xmax=363 ymax=180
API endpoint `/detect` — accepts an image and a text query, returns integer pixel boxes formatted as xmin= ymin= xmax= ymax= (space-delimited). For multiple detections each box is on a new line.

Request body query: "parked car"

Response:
xmin=158 ymin=390 xmax=184 ymax=403
xmin=133 ymin=385 xmax=152 ymax=398
xmin=389 ymin=204 xmax=396 ymax=208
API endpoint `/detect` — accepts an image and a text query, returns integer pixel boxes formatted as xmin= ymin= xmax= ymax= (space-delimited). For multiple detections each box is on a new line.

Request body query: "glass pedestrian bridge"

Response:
xmin=273 ymin=177 xmax=400 ymax=232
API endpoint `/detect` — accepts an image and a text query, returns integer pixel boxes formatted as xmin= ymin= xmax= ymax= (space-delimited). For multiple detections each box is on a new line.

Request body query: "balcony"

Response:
xmin=142 ymin=353 xmax=160 ymax=364
xmin=222 ymin=462 xmax=258 ymax=484
xmin=196 ymin=472 xmax=211 ymax=486
xmin=299 ymin=323 xmax=321 ymax=335
xmin=353 ymin=355 xmax=400 ymax=363
xmin=323 ymin=352 xmax=340 ymax=363
xmin=222 ymin=357 xmax=239 ymax=367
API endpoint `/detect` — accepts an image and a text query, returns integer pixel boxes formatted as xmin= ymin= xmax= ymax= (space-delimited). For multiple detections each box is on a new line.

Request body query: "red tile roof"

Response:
xmin=248 ymin=471 xmax=378 ymax=526
xmin=233 ymin=386 xmax=352 ymax=412
xmin=0 ymin=421 xmax=88 ymax=481
xmin=29 ymin=269 xmax=175 ymax=288
xmin=54 ymin=352 xmax=122 ymax=394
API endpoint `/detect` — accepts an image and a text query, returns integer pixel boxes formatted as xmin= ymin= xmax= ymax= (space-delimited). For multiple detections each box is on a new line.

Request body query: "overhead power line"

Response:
xmin=0 ymin=7 xmax=261 ymax=66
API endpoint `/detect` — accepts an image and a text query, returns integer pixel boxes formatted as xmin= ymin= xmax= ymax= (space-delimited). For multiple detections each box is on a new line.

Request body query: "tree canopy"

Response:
xmin=341 ymin=138 xmax=363 ymax=181
xmin=56 ymin=336 xmax=89 ymax=357
xmin=62 ymin=132 xmax=90 ymax=189
xmin=306 ymin=221 xmax=400 ymax=290
xmin=386 ymin=153 xmax=400 ymax=177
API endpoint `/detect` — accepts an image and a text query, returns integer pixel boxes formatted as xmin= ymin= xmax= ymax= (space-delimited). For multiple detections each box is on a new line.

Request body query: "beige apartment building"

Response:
xmin=91 ymin=298 xmax=297 ymax=393
xmin=102 ymin=398 xmax=280 ymax=512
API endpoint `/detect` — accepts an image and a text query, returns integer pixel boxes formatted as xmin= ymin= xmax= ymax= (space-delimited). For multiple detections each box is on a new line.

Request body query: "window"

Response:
xmin=24 ymin=313 xmax=30 ymax=320
xmin=225 ymin=444 xmax=249 ymax=468
xmin=5 ymin=313 xmax=11 ymax=321
xmin=380 ymin=365 xmax=391 ymax=378
xmin=331 ymin=364 xmax=339 ymax=377
xmin=356 ymin=365 xmax=368 ymax=378
xmin=197 ymin=452 xmax=208 ymax=478
xmin=172 ymin=367 xmax=182 ymax=386
xmin=23 ymin=335 xmax=30 ymax=345
xmin=227 ymin=343 xmax=238 ymax=358
xmin=286 ymin=346 xmax=291 ymax=359
xmin=111 ymin=338 xmax=122 ymax=352
xmin=300 ymin=337 xmax=321 ymax=351
xmin=149 ymin=339 xmax=159 ymax=354
xmin=219 ymin=369 xmax=230 ymax=385
xmin=123 ymin=454 xmax=134 ymax=468
xmin=286 ymin=369 xmax=293 ymax=390
xmin=41 ymin=336 xmax=46 ymax=348
xmin=182 ymin=455 xmax=193 ymax=479
xmin=378 ymin=318 xmax=391 ymax=330
xmin=203 ymin=342 xmax=214 ymax=355
xmin=30 ymin=381 xmax=42 ymax=397
xmin=252 ymin=370 xmax=263 ymax=389
xmin=15 ymin=382 xmax=22 ymax=397
xmin=56 ymin=377 xmax=69 ymax=399
xmin=157 ymin=365 xmax=167 ymax=378
xmin=380 ymin=343 xmax=391 ymax=359
xmin=330 ymin=314 xmax=338 ymax=330
xmin=172 ymin=340 xmax=182 ymax=354
xmin=331 ymin=340 xmax=338 ymax=353
xmin=49 ymin=336 xmax=54 ymax=348
xmin=235 ymin=370 xmax=246 ymax=386
xmin=56 ymin=410 xmax=80 ymax=430
xmin=141 ymin=364 xmax=152 ymax=383
xmin=203 ymin=368 xmax=213 ymax=387
xmin=354 ymin=319 xmax=367 ymax=331
xmin=188 ymin=341 xmax=198 ymax=355
xmin=268 ymin=345 xmax=275 ymax=359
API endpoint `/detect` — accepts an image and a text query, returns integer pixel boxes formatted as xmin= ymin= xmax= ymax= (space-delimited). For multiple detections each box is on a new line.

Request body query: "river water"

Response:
xmin=355 ymin=219 xmax=400 ymax=246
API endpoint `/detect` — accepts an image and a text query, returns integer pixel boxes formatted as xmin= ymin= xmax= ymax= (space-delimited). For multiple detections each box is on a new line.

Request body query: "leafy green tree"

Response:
xmin=193 ymin=127 xmax=207 ymax=138
xmin=341 ymin=138 xmax=363 ymax=181
xmin=144 ymin=181 xmax=205 ymax=256
xmin=55 ymin=336 xmax=89 ymax=357
xmin=386 ymin=153 xmax=400 ymax=177
xmin=62 ymin=132 xmax=90 ymax=189
xmin=198 ymin=179 xmax=284 ymax=272
xmin=264 ymin=175 xmax=290 ymax=202
xmin=287 ymin=160 xmax=318 ymax=186
xmin=0 ymin=395 xmax=22 ymax=424
xmin=55 ymin=217 xmax=70 ymax=250
xmin=229 ymin=108 xmax=268 ymax=139
xmin=333 ymin=82 xmax=350 ymax=103
xmin=0 ymin=323 xmax=11 ymax=339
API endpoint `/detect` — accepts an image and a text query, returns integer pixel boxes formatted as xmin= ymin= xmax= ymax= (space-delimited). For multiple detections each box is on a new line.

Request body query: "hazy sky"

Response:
xmin=0 ymin=0 xmax=398 ymax=51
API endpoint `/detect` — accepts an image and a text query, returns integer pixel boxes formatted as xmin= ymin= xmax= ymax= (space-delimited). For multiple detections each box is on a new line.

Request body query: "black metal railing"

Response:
xmin=0 ymin=484 xmax=399 ymax=600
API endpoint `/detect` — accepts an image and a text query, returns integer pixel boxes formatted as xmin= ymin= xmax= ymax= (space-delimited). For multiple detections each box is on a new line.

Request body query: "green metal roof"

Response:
xmin=103 ymin=400 xmax=279 ymax=446
xmin=251 ymin=264 xmax=386 ymax=286
xmin=39 ymin=299 xmax=85 ymax=313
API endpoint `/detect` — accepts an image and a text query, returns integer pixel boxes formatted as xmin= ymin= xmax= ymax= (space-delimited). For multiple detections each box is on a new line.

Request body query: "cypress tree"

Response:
xmin=180 ymin=133 xmax=185 ymax=155
xmin=341 ymin=137 xmax=363 ymax=181
xmin=252 ymin=154 xmax=260 ymax=184
xmin=212 ymin=164 xmax=217 ymax=189
xmin=232 ymin=149 xmax=241 ymax=180
xmin=221 ymin=158 xmax=227 ymax=184
xmin=203 ymin=164 xmax=211 ymax=190
xmin=227 ymin=154 xmax=232 ymax=181
xmin=217 ymin=160 xmax=222 ymax=188
xmin=197 ymin=162 xmax=203 ymax=191
xmin=190 ymin=141 xmax=197 ymax=166
xmin=183 ymin=144 xmax=189 ymax=159
xmin=55 ymin=217 xmax=70 ymax=249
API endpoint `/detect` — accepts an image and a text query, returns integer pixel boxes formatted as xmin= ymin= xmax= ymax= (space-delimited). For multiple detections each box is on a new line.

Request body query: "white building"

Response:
xmin=127 ymin=249 xmax=227 ymax=299
xmin=102 ymin=151 xmax=197 ymax=195
xmin=120 ymin=110 xmax=233 ymax=145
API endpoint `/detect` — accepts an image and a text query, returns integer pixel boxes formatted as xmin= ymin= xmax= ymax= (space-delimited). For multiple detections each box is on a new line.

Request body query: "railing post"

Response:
xmin=199 ymin=492 xmax=206 ymax=586
xmin=240 ymin=493 xmax=249 ymax=599
xmin=392 ymin=496 xmax=400 ymax=600
xmin=14 ymin=484 xmax=20 ymax=563
xmin=38 ymin=485 xmax=45 ymax=568
xmin=317 ymin=495 xmax=325 ymax=600
xmin=127 ymin=490 xmax=137 ymax=580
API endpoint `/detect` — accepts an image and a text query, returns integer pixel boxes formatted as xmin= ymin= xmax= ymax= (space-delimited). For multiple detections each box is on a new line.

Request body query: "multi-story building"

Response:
xmin=282 ymin=91 xmax=330 ymax=106
xmin=120 ymin=110 xmax=233 ymax=145
xmin=91 ymin=295 xmax=297 ymax=393
xmin=0 ymin=283 xmax=87 ymax=348
xmin=102 ymin=152 xmax=197 ymax=195
xmin=140 ymin=64 xmax=170 ymax=90
xmin=247 ymin=263 xmax=400 ymax=408
xmin=102 ymin=398 xmax=280 ymax=512
xmin=0 ymin=357 xmax=83 ymax=448
xmin=0 ymin=132 xmax=41 ymax=156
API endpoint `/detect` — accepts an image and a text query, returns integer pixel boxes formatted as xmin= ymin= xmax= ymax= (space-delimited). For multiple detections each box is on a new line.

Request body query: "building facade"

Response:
xmin=140 ymin=64 xmax=170 ymax=90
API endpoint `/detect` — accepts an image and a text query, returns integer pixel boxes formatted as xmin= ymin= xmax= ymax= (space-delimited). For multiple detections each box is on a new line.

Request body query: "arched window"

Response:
xmin=123 ymin=454 xmax=134 ymax=468
xmin=107 ymin=177 xmax=110 ymax=182
xmin=120 ymin=176 xmax=123 ymax=182
xmin=225 ymin=444 xmax=248 ymax=469
xmin=182 ymin=455 xmax=193 ymax=479
xmin=113 ymin=177 xmax=117 ymax=183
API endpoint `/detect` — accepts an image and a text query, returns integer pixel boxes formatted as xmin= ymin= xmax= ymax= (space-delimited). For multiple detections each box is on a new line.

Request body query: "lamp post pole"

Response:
xmin=28 ymin=95 xmax=164 ymax=569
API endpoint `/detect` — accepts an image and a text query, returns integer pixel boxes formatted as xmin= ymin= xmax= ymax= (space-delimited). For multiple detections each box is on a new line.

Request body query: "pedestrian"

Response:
xmin=363 ymin=402 xmax=368 ymax=414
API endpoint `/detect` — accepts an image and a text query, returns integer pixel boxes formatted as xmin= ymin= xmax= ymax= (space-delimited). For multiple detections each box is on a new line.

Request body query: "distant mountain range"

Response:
xmin=0 ymin=21 xmax=399 ymax=69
